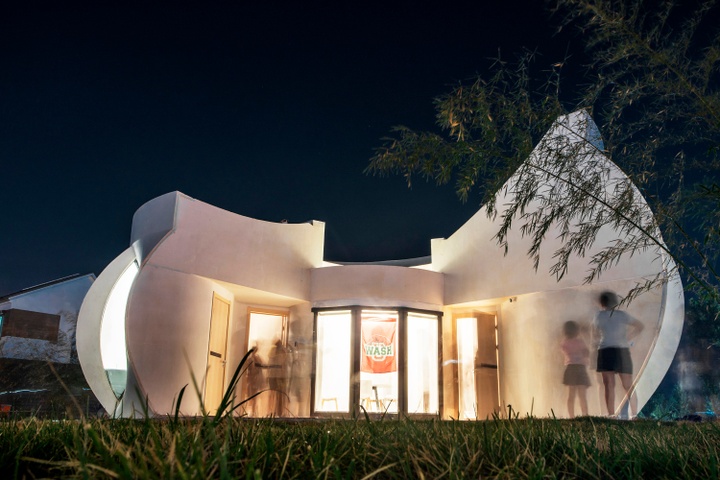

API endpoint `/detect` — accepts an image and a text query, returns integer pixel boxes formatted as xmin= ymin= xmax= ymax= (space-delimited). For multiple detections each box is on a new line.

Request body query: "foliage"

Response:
xmin=685 ymin=293 xmax=720 ymax=347
xmin=366 ymin=0 xmax=720 ymax=303
xmin=1 ymin=416 xmax=719 ymax=478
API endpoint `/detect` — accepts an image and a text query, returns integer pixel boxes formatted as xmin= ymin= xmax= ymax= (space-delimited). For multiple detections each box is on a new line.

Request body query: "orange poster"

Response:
xmin=361 ymin=318 xmax=397 ymax=373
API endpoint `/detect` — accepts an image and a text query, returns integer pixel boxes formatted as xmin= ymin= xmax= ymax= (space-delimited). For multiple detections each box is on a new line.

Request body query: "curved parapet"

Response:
xmin=130 ymin=191 xmax=179 ymax=264
xmin=141 ymin=193 xmax=325 ymax=300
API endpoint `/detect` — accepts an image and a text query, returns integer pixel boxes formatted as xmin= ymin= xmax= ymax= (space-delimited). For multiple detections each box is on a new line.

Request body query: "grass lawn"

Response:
xmin=0 ymin=415 xmax=718 ymax=479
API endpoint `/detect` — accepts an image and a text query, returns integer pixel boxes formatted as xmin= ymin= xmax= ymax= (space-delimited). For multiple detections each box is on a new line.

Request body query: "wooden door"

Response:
xmin=205 ymin=293 xmax=230 ymax=415
xmin=474 ymin=313 xmax=499 ymax=418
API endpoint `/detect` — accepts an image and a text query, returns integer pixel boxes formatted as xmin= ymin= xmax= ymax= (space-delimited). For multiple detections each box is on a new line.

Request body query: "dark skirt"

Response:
xmin=596 ymin=347 xmax=633 ymax=374
xmin=563 ymin=364 xmax=591 ymax=386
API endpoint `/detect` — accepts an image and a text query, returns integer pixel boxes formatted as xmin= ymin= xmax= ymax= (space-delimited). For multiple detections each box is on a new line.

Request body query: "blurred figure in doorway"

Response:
xmin=268 ymin=338 xmax=289 ymax=416
xmin=245 ymin=343 xmax=264 ymax=417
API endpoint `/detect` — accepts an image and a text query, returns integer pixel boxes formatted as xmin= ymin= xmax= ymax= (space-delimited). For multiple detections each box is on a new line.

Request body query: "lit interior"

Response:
xmin=245 ymin=311 xmax=286 ymax=417
xmin=406 ymin=312 xmax=439 ymax=414
xmin=100 ymin=261 xmax=139 ymax=398
xmin=247 ymin=312 xmax=285 ymax=360
xmin=360 ymin=310 xmax=398 ymax=414
xmin=314 ymin=310 xmax=352 ymax=412
xmin=457 ymin=316 xmax=479 ymax=419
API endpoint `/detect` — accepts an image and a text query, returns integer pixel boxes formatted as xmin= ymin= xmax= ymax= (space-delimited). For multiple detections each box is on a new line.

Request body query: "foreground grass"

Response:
xmin=0 ymin=416 xmax=718 ymax=479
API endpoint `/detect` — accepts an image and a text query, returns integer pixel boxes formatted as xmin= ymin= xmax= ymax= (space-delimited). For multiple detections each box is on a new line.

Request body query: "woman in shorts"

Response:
xmin=592 ymin=291 xmax=644 ymax=418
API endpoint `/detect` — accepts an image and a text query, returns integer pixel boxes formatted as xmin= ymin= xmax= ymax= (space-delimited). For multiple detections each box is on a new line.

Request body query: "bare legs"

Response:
xmin=601 ymin=372 xmax=615 ymax=416
xmin=602 ymin=372 xmax=636 ymax=417
xmin=619 ymin=373 xmax=637 ymax=418
xmin=567 ymin=386 xmax=589 ymax=418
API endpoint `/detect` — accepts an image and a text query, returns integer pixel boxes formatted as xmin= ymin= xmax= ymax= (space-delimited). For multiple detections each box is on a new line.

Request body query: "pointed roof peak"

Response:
xmin=551 ymin=109 xmax=604 ymax=151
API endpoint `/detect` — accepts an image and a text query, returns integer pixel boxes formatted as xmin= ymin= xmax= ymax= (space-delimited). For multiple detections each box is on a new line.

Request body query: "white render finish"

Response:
xmin=311 ymin=264 xmax=444 ymax=310
xmin=77 ymin=111 xmax=684 ymax=419
xmin=433 ymin=111 xmax=683 ymax=417
xmin=77 ymin=248 xmax=136 ymax=414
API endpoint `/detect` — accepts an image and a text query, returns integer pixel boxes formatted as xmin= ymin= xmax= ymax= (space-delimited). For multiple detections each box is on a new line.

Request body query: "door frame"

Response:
xmin=451 ymin=309 xmax=501 ymax=420
xmin=204 ymin=293 xmax=231 ymax=414
xmin=310 ymin=305 xmax=443 ymax=418
xmin=242 ymin=307 xmax=290 ymax=416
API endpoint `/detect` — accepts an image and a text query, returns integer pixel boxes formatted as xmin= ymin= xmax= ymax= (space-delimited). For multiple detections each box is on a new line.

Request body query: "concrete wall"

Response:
xmin=433 ymin=111 xmax=683 ymax=418
xmin=311 ymin=264 xmax=444 ymax=310
xmin=142 ymin=193 xmax=325 ymax=300
xmin=122 ymin=192 xmax=327 ymax=416
xmin=495 ymin=281 xmax=662 ymax=418
xmin=125 ymin=265 xmax=235 ymax=415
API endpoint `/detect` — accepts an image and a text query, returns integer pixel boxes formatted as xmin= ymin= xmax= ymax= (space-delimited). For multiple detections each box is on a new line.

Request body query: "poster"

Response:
xmin=361 ymin=317 xmax=397 ymax=373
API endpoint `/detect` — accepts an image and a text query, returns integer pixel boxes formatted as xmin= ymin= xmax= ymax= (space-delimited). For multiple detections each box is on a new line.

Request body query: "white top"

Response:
xmin=592 ymin=309 xmax=635 ymax=349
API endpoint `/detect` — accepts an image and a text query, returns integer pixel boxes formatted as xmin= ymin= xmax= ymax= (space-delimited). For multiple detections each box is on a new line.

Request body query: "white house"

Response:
xmin=0 ymin=274 xmax=97 ymax=415
xmin=77 ymin=111 xmax=684 ymax=419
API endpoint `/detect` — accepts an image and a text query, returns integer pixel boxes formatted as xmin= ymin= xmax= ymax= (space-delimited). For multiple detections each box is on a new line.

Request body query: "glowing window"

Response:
xmin=360 ymin=310 xmax=399 ymax=414
xmin=314 ymin=310 xmax=352 ymax=412
xmin=100 ymin=261 xmax=139 ymax=398
xmin=407 ymin=312 xmax=439 ymax=414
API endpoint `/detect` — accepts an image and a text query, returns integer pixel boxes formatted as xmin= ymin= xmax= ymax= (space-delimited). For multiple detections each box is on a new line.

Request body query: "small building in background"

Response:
xmin=0 ymin=274 xmax=101 ymax=417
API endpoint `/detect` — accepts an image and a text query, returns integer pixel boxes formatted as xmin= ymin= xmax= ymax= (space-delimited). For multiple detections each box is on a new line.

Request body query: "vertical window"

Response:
xmin=100 ymin=261 xmax=139 ymax=398
xmin=360 ymin=310 xmax=398 ymax=414
xmin=407 ymin=312 xmax=439 ymax=414
xmin=314 ymin=310 xmax=352 ymax=412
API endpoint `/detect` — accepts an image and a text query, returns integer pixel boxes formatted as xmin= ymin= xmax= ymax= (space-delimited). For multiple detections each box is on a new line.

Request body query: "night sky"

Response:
xmin=1 ymin=1 xmax=577 ymax=295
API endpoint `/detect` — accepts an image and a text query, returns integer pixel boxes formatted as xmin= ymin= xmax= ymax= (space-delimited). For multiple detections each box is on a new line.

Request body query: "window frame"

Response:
xmin=311 ymin=305 xmax=443 ymax=418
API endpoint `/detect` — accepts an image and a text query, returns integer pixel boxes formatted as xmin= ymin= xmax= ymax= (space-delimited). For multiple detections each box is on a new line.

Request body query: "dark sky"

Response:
xmin=1 ymin=1 xmax=577 ymax=295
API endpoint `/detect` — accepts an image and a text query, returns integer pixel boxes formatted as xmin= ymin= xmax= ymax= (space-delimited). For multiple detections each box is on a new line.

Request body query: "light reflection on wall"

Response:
xmin=314 ymin=311 xmax=352 ymax=412
xmin=407 ymin=312 xmax=439 ymax=414
xmin=100 ymin=261 xmax=139 ymax=398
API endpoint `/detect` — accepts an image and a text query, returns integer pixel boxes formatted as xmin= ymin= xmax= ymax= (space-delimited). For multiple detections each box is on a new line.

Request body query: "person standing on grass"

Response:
xmin=561 ymin=320 xmax=591 ymax=418
xmin=592 ymin=291 xmax=644 ymax=419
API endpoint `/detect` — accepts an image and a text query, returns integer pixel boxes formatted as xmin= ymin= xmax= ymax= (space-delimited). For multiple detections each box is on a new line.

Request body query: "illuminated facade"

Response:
xmin=77 ymin=111 xmax=684 ymax=419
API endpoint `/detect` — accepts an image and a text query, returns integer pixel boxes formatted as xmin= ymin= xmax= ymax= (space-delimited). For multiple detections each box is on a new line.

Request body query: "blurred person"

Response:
xmin=592 ymin=291 xmax=644 ymax=419
xmin=561 ymin=320 xmax=591 ymax=417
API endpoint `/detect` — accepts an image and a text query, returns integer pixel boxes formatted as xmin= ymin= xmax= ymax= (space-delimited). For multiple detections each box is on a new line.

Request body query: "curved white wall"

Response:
xmin=143 ymin=193 xmax=325 ymax=300
xmin=311 ymin=264 xmax=444 ymax=310
xmin=77 ymin=247 xmax=137 ymax=415
xmin=433 ymin=111 xmax=683 ymax=418
xmin=125 ymin=265 xmax=230 ymax=415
